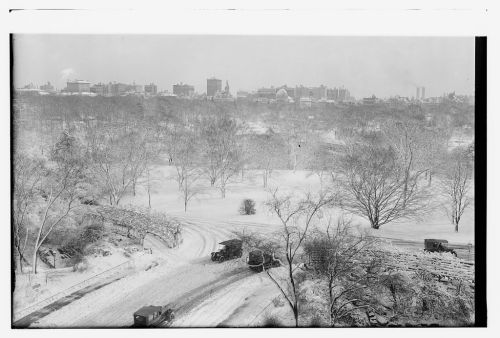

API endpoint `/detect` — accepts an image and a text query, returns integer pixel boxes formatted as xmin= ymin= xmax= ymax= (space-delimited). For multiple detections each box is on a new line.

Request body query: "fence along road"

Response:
xmin=13 ymin=255 xmax=143 ymax=327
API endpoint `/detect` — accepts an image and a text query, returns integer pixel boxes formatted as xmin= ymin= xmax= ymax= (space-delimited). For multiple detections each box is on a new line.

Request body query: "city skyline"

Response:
xmin=13 ymin=35 xmax=475 ymax=98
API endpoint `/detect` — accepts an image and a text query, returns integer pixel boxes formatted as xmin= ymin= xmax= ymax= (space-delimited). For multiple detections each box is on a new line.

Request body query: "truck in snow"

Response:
xmin=132 ymin=305 xmax=175 ymax=327
xmin=424 ymin=239 xmax=457 ymax=256
xmin=211 ymin=239 xmax=243 ymax=262
xmin=247 ymin=249 xmax=282 ymax=272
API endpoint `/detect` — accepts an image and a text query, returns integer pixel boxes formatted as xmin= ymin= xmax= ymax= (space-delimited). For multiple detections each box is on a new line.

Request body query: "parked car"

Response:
xmin=424 ymin=239 xmax=457 ymax=256
xmin=211 ymin=239 xmax=243 ymax=262
xmin=133 ymin=305 xmax=175 ymax=327
xmin=247 ymin=249 xmax=282 ymax=272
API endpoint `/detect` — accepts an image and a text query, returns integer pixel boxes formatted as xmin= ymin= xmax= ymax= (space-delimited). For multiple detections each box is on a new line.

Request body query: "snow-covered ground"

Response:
xmin=123 ymin=165 xmax=474 ymax=245
xmin=14 ymin=238 xmax=143 ymax=313
xmin=19 ymin=163 xmax=474 ymax=328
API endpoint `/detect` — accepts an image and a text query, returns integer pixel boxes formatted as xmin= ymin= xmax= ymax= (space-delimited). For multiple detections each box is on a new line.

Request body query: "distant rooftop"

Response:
xmin=67 ymin=79 xmax=90 ymax=84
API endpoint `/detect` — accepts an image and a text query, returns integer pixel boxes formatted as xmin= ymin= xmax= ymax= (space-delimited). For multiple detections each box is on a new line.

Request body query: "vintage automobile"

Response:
xmin=424 ymin=239 xmax=457 ymax=256
xmin=133 ymin=305 xmax=175 ymax=327
xmin=247 ymin=249 xmax=282 ymax=272
xmin=211 ymin=239 xmax=243 ymax=262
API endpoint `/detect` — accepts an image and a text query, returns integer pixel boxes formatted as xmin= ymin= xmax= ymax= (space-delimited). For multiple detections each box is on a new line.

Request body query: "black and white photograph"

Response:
xmin=4 ymin=2 xmax=492 ymax=332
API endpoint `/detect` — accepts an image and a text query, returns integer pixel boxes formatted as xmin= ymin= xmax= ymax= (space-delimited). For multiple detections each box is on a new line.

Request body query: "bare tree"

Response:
xmin=86 ymin=124 xmax=148 ymax=205
xmin=304 ymin=217 xmax=379 ymax=326
xmin=382 ymin=121 xmax=448 ymax=188
xmin=337 ymin=143 xmax=430 ymax=229
xmin=249 ymin=130 xmax=287 ymax=188
xmin=200 ymin=116 xmax=242 ymax=198
xmin=282 ymin=117 xmax=313 ymax=172
xmin=13 ymin=154 xmax=44 ymax=272
xmin=31 ymin=131 xmax=86 ymax=273
xmin=264 ymin=188 xmax=338 ymax=327
xmin=441 ymin=147 xmax=474 ymax=232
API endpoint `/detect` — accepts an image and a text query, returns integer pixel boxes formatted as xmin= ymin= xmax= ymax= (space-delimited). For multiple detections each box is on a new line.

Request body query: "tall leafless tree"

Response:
xmin=85 ymin=123 xmax=148 ymax=205
xmin=304 ymin=217 xmax=379 ymax=326
xmin=264 ymin=188 xmax=338 ymax=327
xmin=13 ymin=154 xmax=44 ymax=272
xmin=441 ymin=147 xmax=474 ymax=232
xmin=200 ymin=116 xmax=242 ymax=198
xmin=31 ymin=131 xmax=86 ymax=273
xmin=337 ymin=143 xmax=430 ymax=229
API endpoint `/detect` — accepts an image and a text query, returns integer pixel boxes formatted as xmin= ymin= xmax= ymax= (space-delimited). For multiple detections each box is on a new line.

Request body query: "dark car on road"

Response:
xmin=211 ymin=239 xmax=243 ymax=263
xmin=133 ymin=305 xmax=175 ymax=327
xmin=424 ymin=239 xmax=457 ymax=256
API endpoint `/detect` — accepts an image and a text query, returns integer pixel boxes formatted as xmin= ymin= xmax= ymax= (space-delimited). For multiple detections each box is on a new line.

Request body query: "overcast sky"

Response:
xmin=13 ymin=35 xmax=475 ymax=98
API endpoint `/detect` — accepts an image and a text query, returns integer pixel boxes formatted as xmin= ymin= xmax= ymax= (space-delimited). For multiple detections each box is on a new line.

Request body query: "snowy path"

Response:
xmin=31 ymin=217 xmax=252 ymax=327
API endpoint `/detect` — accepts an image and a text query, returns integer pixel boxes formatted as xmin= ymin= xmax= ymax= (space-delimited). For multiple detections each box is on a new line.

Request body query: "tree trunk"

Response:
xmin=184 ymin=176 xmax=188 ymax=212
xmin=32 ymin=250 xmax=38 ymax=274
xmin=18 ymin=254 xmax=23 ymax=273
xmin=371 ymin=218 xmax=380 ymax=229
xmin=454 ymin=220 xmax=459 ymax=232
xmin=293 ymin=306 xmax=299 ymax=327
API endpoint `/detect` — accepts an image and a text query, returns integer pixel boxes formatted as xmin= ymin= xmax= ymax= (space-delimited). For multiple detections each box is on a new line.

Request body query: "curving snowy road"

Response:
xmin=32 ymin=216 xmax=266 ymax=328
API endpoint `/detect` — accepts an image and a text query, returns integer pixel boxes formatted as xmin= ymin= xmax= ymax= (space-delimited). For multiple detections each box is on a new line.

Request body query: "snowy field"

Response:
xmin=123 ymin=164 xmax=475 ymax=245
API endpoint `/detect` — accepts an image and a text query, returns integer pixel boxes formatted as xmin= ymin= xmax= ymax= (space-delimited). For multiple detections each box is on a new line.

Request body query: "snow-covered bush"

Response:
xmin=239 ymin=199 xmax=256 ymax=215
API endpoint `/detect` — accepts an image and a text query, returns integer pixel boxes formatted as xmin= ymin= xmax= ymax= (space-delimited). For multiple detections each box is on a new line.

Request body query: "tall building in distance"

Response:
xmin=144 ymin=83 xmax=158 ymax=95
xmin=65 ymin=80 xmax=91 ymax=93
xmin=207 ymin=77 xmax=222 ymax=97
xmin=416 ymin=86 xmax=425 ymax=100
xmin=173 ymin=83 xmax=195 ymax=97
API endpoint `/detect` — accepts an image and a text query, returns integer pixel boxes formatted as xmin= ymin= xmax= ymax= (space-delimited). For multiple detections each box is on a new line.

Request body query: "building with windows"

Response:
xmin=173 ymin=83 xmax=195 ymax=97
xmin=130 ymin=83 xmax=144 ymax=93
xmin=277 ymin=85 xmax=295 ymax=99
xmin=144 ymin=83 xmax=158 ymax=95
xmin=295 ymin=85 xmax=327 ymax=101
xmin=236 ymin=90 xmax=250 ymax=99
xmin=90 ymin=83 xmax=108 ymax=95
xmin=108 ymin=82 xmax=128 ymax=96
xmin=257 ymin=87 xmax=277 ymax=100
xmin=327 ymin=86 xmax=350 ymax=102
xmin=207 ymin=77 xmax=222 ymax=97
xmin=363 ymin=95 xmax=378 ymax=105
xmin=40 ymin=82 xmax=55 ymax=92
xmin=66 ymin=80 xmax=91 ymax=93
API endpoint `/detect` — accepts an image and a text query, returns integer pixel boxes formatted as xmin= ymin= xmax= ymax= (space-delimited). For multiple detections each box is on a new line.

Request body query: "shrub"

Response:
xmin=81 ymin=223 xmax=105 ymax=243
xmin=239 ymin=199 xmax=256 ymax=215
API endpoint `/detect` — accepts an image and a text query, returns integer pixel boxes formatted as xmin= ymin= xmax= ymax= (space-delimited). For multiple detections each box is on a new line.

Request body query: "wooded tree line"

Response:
xmin=12 ymin=94 xmax=474 ymax=276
